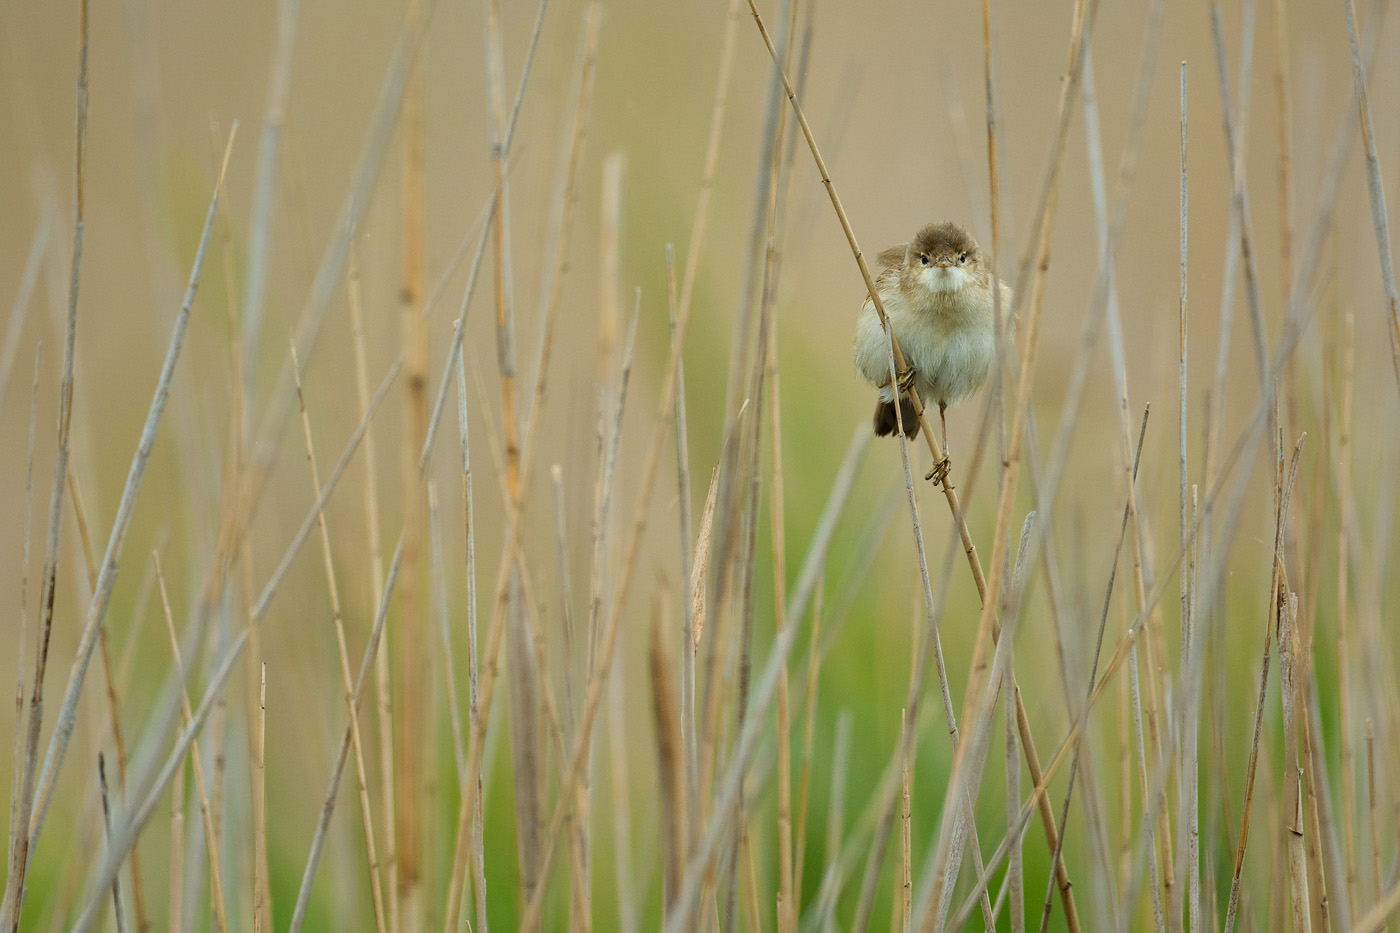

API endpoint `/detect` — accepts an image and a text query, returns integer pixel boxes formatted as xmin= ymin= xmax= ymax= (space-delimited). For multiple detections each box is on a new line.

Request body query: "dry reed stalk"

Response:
xmin=925 ymin=0 xmax=1095 ymax=921
xmin=432 ymin=5 xmax=584 ymax=927
xmin=727 ymin=300 xmax=774 ymax=933
xmin=240 ymin=0 xmax=301 ymax=411
xmin=1066 ymin=23 xmax=1164 ymax=929
xmin=523 ymin=391 xmax=737 ymax=933
xmin=96 ymin=755 xmax=127 ymax=933
xmin=18 ymin=122 xmax=235 ymax=925
xmin=1341 ymin=0 xmax=1400 ymax=396
xmin=346 ymin=246 xmax=398 ymax=933
xmin=168 ymin=740 xmax=184 ymax=933
xmin=550 ymin=468 xmax=591 ymax=932
xmin=664 ymin=245 xmax=701 ymax=870
xmin=1337 ymin=302 xmax=1360 ymax=920
xmin=63 ymin=473 xmax=148 ymax=929
xmin=744 ymin=0 xmax=987 ymax=600
xmin=1005 ymin=683 xmax=1023 ymax=933
xmin=1268 ymin=0 xmax=1302 ymax=473
xmin=1132 ymin=631 xmax=1167 ymax=933
xmin=945 ymin=393 xmax=1291 ymax=924
xmin=849 ymin=428 xmax=985 ymax=932
xmin=1176 ymin=56 xmax=1193 ymax=928
xmin=456 ymin=342 xmax=488 ymax=933
xmin=651 ymin=601 xmax=688 ymax=911
xmin=1034 ymin=10 xmax=1166 ymax=924
xmin=901 ymin=709 xmax=913 ymax=933
xmin=393 ymin=0 xmax=429 ymax=919
xmin=1281 ymin=590 xmax=1312 ymax=933
xmin=607 ymin=630 xmax=638 ymax=933
xmin=6 ymin=357 xmax=39 ymax=928
xmin=665 ymin=430 xmax=864 ymax=933
xmin=764 ymin=178 xmax=795 ymax=933
xmin=290 ymin=343 xmax=389 ymax=933
xmin=69 ymin=603 xmax=246 ymax=932
xmin=153 ymin=553 xmax=229 ymax=933
xmin=740 ymin=818 xmax=764 ymax=933
xmin=1 ymin=6 xmax=88 ymax=921
xmin=505 ymin=570 xmax=545 ymax=908
xmin=1032 ymin=410 xmax=1148 ymax=933
xmin=252 ymin=662 xmax=266 ymax=933
xmin=288 ymin=536 xmax=406 ymax=932
xmin=427 ymin=482 xmax=468 ymax=794
xmin=248 ymin=0 xmax=434 ymax=473
xmin=1302 ymin=685 xmax=1336 ymax=932
xmin=746 ymin=2 xmax=1090 ymax=925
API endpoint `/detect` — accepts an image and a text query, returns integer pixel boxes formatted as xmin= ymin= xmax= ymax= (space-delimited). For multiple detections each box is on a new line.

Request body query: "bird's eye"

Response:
xmin=958 ymin=252 xmax=968 ymax=265
xmin=919 ymin=254 xmax=930 ymax=266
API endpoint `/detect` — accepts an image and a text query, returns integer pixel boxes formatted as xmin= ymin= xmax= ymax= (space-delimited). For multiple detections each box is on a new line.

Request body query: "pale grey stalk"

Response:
xmin=418 ymin=0 xmax=550 ymax=476
xmin=288 ymin=536 xmax=406 ymax=932
xmin=1342 ymin=0 xmax=1400 ymax=395
xmin=949 ymin=402 xmax=1275 ymax=927
xmin=252 ymin=360 xmax=403 ymax=619
xmin=455 ymin=339 xmax=488 ymax=933
xmin=250 ymin=0 xmax=437 ymax=463
xmin=429 ymin=483 xmax=468 ymax=783
xmin=26 ymin=127 xmax=233 ymax=867
xmin=664 ymin=429 xmax=865 ymax=933
xmin=69 ymin=621 xmax=249 ymax=933
xmin=1178 ymin=60 xmax=1201 ymax=933
xmin=1035 ymin=411 xmax=1149 ymax=933
xmin=1006 ymin=672 xmax=1023 ymax=933
xmin=1209 ymin=0 xmax=1270 ymax=394
xmin=817 ymin=712 xmax=853 ymax=933
xmin=96 ymin=755 xmax=128 ymax=933
xmin=665 ymin=244 xmax=699 ymax=848
xmin=240 ymin=0 xmax=302 ymax=413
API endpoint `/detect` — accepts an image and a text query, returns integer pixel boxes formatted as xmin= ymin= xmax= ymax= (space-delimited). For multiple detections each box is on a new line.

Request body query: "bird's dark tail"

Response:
xmin=873 ymin=397 xmax=921 ymax=438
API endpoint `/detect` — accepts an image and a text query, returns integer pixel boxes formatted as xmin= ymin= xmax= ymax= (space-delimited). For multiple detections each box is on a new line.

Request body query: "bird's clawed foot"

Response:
xmin=925 ymin=456 xmax=952 ymax=486
xmin=895 ymin=366 xmax=918 ymax=393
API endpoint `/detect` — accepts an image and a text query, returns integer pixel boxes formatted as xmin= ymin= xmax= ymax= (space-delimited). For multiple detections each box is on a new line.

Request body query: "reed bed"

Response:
xmin=2 ymin=0 xmax=1400 ymax=930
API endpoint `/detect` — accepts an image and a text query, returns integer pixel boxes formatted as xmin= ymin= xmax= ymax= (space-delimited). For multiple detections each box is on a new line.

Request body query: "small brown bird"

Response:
xmin=852 ymin=222 xmax=1011 ymax=477
xmin=851 ymin=221 xmax=1008 ymax=476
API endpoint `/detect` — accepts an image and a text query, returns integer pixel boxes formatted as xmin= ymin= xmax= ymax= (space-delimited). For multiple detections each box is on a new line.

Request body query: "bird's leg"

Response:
xmin=895 ymin=366 xmax=917 ymax=394
xmin=925 ymin=401 xmax=952 ymax=485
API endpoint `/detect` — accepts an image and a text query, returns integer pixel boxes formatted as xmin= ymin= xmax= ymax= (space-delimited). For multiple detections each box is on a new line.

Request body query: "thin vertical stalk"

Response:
xmin=1338 ymin=306 xmax=1358 ymax=917
xmin=253 ymin=663 xmax=267 ymax=933
xmin=169 ymin=745 xmax=185 ymax=933
xmin=291 ymin=345 xmax=388 ymax=933
xmin=1341 ymin=0 xmax=1400 ymax=396
xmin=22 ymin=122 xmax=235 ymax=907
xmin=901 ymin=709 xmax=913 ymax=933
xmin=394 ymin=0 xmax=429 ymax=918
xmin=3 ymin=5 xmax=88 ymax=920
xmin=153 ymin=554 xmax=229 ymax=933
xmin=289 ymin=538 xmax=406 ymax=933
xmin=348 ymin=249 xmax=398 ymax=933
xmin=665 ymin=245 xmax=700 ymax=868
xmin=96 ymin=755 xmax=127 ymax=933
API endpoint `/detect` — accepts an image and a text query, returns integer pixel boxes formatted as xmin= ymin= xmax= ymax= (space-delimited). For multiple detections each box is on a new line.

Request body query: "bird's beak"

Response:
xmin=933 ymin=258 xmax=954 ymax=268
